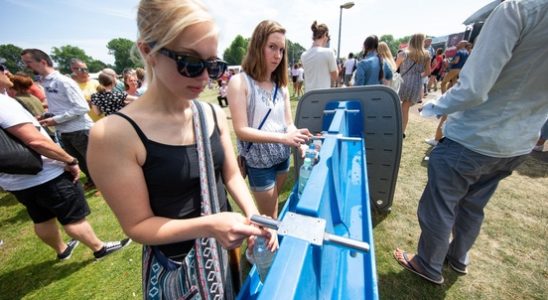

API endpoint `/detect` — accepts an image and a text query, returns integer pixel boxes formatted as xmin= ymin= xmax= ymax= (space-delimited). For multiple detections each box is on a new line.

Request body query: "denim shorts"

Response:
xmin=11 ymin=172 xmax=90 ymax=225
xmin=247 ymin=158 xmax=290 ymax=192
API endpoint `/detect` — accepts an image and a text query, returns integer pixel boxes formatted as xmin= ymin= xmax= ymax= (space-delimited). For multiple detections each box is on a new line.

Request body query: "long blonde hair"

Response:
xmin=136 ymin=0 xmax=218 ymax=85
xmin=406 ymin=33 xmax=430 ymax=68
xmin=378 ymin=42 xmax=396 ymax=72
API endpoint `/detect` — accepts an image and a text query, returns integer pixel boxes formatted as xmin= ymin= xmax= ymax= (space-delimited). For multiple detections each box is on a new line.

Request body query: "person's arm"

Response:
xmin=450 ymin=54 xmax=460 ymax=66
xmin=5 ymin=123 xmax=80 ymax=180
xmin=354 ymin=61 xmax=365 ymax=86
xmin=328 ymin=51 xmax=339 ymax=82
xmin=384 ymin=61 xmax=393 ymax=80
xmin=212 ymin=104 xmax=279 ymax=250
xmin=227 ymin=74 xmax=309 ymax=147
xmin=395 ymin=52 xmax=405 ymax=69
xmin=423 ymin=56 xmax=431 ymax=77
xmin=91 ymin=104 xmax=103 ymax=116
xmin=422 ymin=2 xmax=522 ymax=117
xmin=87 ymin=116 xmax=265 ymax=249
xmin=213 ymin=105 xmax=259 ymax=218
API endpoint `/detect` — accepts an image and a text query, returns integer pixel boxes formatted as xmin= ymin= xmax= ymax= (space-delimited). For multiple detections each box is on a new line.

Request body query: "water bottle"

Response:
xmin=298 ymin=157 xmax=313 ymax=196
xmin=253 ymin=236 xmax=276 ymax=282
xmin=305 ymin=144 xmax=317 ymax=162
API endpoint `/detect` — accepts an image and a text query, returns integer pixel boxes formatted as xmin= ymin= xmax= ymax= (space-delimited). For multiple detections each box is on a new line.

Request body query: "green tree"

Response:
xmin=223 ymin=35 xmax=248 ymax=65
xmin=0 ymin=44 xmax=24 ymax=73
xmin=286 ymin=39 xmax=306 ymax=66
xmin=379 ymin=34 xmax=397 ymax=57
xmin=107 ymin=38 xmax=142 ymax=74
xmin=51 ymin=45 xmax=92 ymax=74
xmin=87 ymin=59 xmax=108 ymax=73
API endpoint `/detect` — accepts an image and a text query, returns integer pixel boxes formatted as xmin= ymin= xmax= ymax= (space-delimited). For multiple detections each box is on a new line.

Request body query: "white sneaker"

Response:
xmin=424 ymin=138 xmax=438 ymax=147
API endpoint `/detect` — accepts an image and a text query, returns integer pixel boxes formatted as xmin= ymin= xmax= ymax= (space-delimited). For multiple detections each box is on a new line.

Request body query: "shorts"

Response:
xmin=11 ymin=172 xmax=90 ymax=225
xmin=247 ymin=158 xmax=290 ymax=192
xmin=292 ymin=76 xmax=298 ymax=83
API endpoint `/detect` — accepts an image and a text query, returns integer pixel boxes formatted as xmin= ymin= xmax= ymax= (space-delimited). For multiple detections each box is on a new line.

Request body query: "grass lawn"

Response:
xmin=0 ymin=87 xmax=546 ymax=299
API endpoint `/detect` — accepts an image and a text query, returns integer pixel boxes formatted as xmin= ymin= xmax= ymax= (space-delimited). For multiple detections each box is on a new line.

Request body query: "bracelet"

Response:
xmin=67 ymin=158 xmax=79 ymax=166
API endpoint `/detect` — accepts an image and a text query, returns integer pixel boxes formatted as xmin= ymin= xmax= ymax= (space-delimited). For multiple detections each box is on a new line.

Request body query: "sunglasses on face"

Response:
xmin=158 ymin=48 xmax=227 ymax=80
xmin=75 ymin=67 xmax=88 ymax=73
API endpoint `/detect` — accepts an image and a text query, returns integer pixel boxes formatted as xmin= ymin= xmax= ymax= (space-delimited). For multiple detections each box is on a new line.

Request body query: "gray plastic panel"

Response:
xmin=294 ymin=86 xmax=402 ymax=213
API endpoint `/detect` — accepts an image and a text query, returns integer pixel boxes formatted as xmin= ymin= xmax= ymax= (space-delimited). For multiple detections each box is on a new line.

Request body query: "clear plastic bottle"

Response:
xmin=253 ymin=236 xmax=275 ymax=282
xmin=298 ymin=157 xmax=313 ymax=196
xmin=305 ymin=144 xmax=317 ymax=162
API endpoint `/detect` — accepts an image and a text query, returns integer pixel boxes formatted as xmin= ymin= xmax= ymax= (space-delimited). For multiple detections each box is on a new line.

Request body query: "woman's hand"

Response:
xmin=246 ymin=228 xmax=279 ymax=257
xmin=283 ymin=128 xmax=312 ymax=147
xmin=208 ymin=212 xmax=267 ymax=249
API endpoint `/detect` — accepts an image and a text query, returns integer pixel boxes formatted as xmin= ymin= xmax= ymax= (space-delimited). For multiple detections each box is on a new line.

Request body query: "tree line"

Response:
xmin=0 ymin=34 xmax=410 ymax=76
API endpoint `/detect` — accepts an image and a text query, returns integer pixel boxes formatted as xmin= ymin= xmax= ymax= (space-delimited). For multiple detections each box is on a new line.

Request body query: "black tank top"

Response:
xmin=114 ymin=106 xmax=227 ymax=259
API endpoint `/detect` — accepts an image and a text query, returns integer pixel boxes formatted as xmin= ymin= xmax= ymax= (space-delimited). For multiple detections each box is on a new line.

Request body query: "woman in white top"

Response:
xmin=228 ymin=20 xmax=311 ymax=219
xmin=300 ymin=21 xmax=338 ymax=93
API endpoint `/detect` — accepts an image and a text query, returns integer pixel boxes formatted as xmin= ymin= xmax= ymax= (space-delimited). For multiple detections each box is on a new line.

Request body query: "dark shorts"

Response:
xmin=11 ymin=172 xmax=90 ymax=225
xmin=292 ymin=76 xmax=298 ymax=83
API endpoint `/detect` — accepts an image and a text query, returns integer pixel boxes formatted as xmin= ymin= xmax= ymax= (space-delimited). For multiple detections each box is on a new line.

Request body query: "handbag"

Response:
xmin=0 ymin=127 xmax=43 ymax=175
xmin=237 ymin=154 xmax=247 ymax=179
xmin=142 ymin=101 xmax=234 ymax=300
xmin=237 ymin=83 xmax=278 ymax=179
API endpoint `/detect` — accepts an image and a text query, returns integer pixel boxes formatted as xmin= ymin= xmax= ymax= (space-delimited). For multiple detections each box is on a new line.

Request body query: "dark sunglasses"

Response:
xmin=158 ymin=48 xmax=227 ymax=79
xmin=0 ymin=64 xmax=6 ymax=72
xmin=76 ymin=67 xmax=88 ymax=73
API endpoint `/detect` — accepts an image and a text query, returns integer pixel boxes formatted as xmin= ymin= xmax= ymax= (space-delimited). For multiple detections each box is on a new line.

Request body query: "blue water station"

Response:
xmin=237 ymin=86 xmax=402 ymax=300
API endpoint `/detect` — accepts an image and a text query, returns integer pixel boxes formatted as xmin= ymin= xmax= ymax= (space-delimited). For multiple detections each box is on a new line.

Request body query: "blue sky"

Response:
xmin=1 ymin=0 xmax=495 ymax=64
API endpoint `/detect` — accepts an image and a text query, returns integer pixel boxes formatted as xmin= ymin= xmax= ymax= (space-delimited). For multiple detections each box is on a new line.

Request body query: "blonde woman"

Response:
xmin=87 ymin=0 xmax=269 ymax=298
xmin=395 ymin=33 xmax=431 ymax=137
xmin=378 ymin=42 xmax=397 ymax=74
xmin=378 ymin=41 xmax=398 ymax=89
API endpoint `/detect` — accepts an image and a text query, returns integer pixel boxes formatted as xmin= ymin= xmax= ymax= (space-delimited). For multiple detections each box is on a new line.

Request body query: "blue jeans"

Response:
xmin=415 ymin=138 xmax=526 ymax=280
xmin=247 ymin=158 xmax=290 ymax=192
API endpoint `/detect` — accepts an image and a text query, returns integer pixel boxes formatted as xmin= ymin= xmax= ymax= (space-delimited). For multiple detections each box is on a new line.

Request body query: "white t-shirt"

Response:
xmin=0 ymin=94 xmax=64 ymax=191
xmin=344 ymin=58 xmax=357 ymax=75
xmin=301 ymin=46 xmax=337 ymax=92
xmin=297 ymin=67 xmax=304 ymax=82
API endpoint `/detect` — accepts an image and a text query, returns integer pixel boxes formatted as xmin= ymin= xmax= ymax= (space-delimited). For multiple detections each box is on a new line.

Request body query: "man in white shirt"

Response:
xmin=343 ymin=53 xmax=357 ymax=87
xmin=301 ymin=21 xmax=338 ymax=93
xmin=20 ymin=49 xmax=96 ymax=189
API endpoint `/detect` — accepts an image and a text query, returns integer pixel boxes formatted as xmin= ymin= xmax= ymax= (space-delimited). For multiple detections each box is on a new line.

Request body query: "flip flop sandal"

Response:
xmin=393 ymin=249 xmax=444 ymax=285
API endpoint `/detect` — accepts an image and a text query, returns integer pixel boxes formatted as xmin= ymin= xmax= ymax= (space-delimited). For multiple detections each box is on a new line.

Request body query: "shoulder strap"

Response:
xmin=206 ymin=102 xmax=220 ymax=133
xmin=112 ymin=112 xmax=149 ymax=143
xmin=190 ymin=100 xmax=229 ymax=298
xmin=244 ymin=83 xmax=277 ymax=152
xmin=401 ymin=61 xmax=417 ymax=77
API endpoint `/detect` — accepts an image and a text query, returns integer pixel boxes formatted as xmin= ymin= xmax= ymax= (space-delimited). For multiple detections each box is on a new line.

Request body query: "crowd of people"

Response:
xmin=0 ymin=0 xmax=546 ymax=298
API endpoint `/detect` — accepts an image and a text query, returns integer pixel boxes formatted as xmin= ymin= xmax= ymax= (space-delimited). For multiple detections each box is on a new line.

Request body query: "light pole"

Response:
xmin=337 ymin=2 xmax=355 ymax=62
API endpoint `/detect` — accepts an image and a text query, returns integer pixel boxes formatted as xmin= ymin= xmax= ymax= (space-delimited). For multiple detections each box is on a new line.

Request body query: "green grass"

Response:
xmin=1 ymin=87 xmax=546 ymax=299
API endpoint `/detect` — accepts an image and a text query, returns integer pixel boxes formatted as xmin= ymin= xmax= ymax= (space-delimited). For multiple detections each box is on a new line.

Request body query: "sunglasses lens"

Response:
xmin=177 ymin=56 xmax=205 ymax=78
xmin=177 ymin=56 xmax=227 ymax=79
xmin=206 ymin=61 xmax=227 ymax=80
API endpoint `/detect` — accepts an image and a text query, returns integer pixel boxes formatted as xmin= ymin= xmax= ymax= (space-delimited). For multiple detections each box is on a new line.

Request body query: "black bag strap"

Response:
xmin=401 ymin=61 xmax=417 ymax=77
